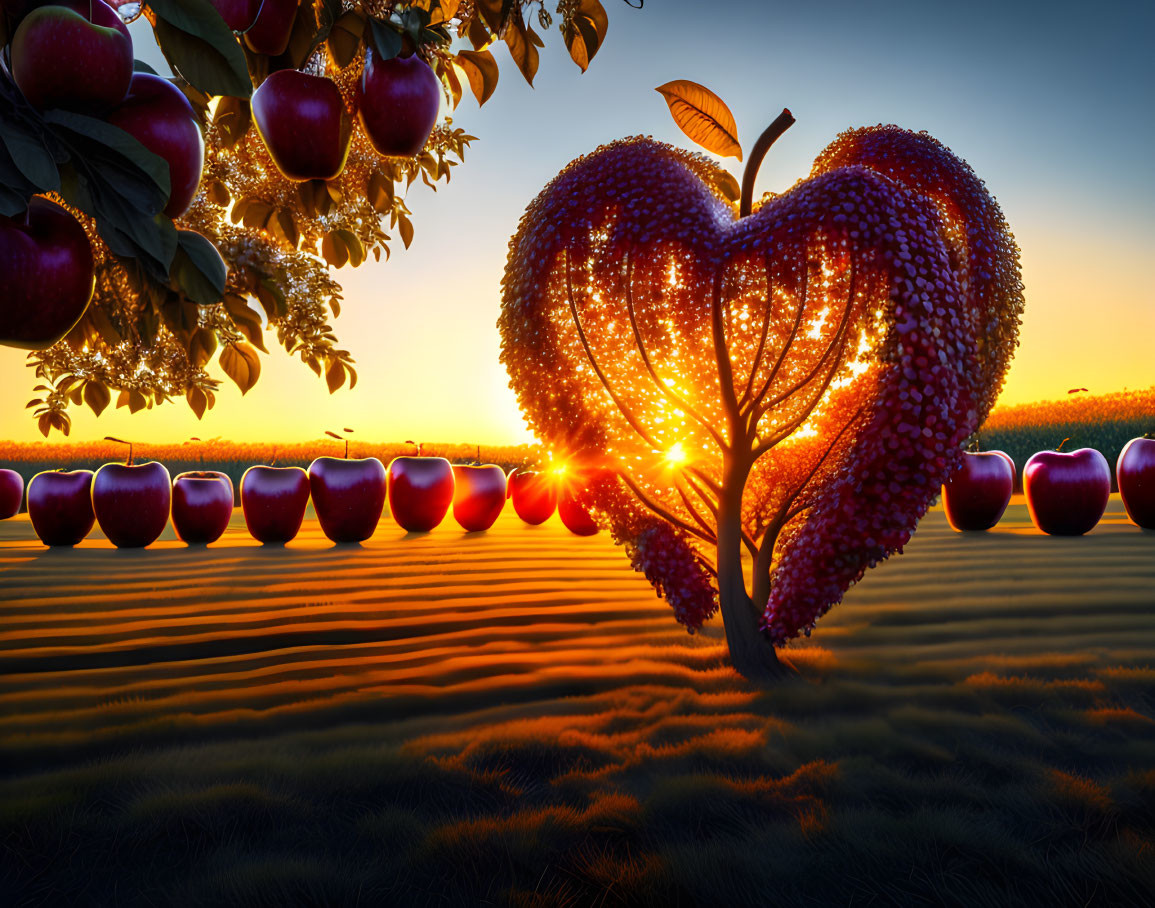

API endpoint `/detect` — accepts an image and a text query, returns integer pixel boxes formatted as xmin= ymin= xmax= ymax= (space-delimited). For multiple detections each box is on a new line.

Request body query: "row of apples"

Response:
xmin=0 ymin=454 xmax=597 ymax=548
xmin=941 ymin=439 xmax=1154 ymax=534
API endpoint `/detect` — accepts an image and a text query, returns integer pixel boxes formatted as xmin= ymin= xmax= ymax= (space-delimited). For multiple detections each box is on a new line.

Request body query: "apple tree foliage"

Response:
xmin=0 ymin=0 xmax=622 ymax=434
xmin=500 ymin=88 xmax=1024 ymax=679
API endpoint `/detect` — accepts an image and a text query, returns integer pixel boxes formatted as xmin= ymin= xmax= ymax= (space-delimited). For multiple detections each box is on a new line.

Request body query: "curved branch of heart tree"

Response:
xmin=499 ymin=125 xmax=1023 ymax=680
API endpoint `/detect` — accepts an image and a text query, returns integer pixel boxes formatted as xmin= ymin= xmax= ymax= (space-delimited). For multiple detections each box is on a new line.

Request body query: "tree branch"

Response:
xmin=737 ymin=256 xmax=776 ymax=410
xmin=564 ymin=249 xmax=664 ymax=451
xmin=745 ymin=264 xmax=808 ymax=417
xmin=618 ymin=470 xmax=717 ymax=547
xmin=623 ymin=257 xmax=727 ymax=451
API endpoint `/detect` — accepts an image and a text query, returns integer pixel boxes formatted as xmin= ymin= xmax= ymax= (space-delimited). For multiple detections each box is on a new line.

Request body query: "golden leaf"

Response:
xmin=655 ymin=80 xmax=742 ymax=160
xmin=220 ymin=342 xmax=261 ymax=395
xmin=456 ymin=49 xmax=499 ymax=106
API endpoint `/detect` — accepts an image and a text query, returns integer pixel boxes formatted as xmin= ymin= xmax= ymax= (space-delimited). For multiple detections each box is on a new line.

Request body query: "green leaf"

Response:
xmin=368 ymin=18 xmax=403 ymax=61
xmin=45 ymin=110 xmax=171 ymax=203
xmin=173 ymin=229 xmax=227 ymax=304
xmin=134 ymin=60 xmax=160 ymax=74
xmin=0 ymin=122 xmax=60 ymax=192
xmin=149 ymin=0 xmax=253 ymax=98
xmin=328 ymin=10 xmax=365 ymax=68
xmin=213 ymin=96 xmax=251 ymax=148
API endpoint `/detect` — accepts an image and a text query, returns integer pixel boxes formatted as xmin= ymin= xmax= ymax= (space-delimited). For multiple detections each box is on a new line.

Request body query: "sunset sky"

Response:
xmin=0 ymin=0 xmax=1151 ymax=445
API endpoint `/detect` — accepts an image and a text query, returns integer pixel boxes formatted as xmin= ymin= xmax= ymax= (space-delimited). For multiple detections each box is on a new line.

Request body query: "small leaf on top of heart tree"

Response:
xmin=655 ymin=80 xmax=742 ymax=160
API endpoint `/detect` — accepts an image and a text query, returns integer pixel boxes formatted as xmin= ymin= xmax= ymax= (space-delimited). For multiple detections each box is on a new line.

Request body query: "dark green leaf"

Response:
xmin=45 ymin=110 xmax=171 ymax=202
xmin=173 ymin=229 xmax=227 ymax=304
xmin=368 ymin=18 xmax=403 ymax=61
xmin=150 ymin=0 xmax=252 ymax=98
xmin=134 ymin=59 xmax=160 ymax=74
xmin=0 ymin=122 xmax=59 ymax=191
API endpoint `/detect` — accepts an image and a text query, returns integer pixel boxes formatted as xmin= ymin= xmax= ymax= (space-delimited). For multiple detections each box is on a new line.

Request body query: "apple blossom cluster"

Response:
xmin=502 ymin=124 xmax=1020 ymax=651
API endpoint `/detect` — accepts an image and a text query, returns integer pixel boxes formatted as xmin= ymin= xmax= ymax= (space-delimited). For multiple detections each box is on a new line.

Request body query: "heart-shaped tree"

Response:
xmin=500 ymin=95 xmax=1023 ymax=680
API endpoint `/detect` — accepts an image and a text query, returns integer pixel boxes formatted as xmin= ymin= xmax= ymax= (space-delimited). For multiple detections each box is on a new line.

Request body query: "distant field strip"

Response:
xmin=1 ymin=497 xmax=1150 ymax=772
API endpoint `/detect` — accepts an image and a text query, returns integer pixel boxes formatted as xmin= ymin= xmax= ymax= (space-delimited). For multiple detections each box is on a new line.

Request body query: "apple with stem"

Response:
xmin=1117 ymin=434 xmax=1155 ymax=529
xmin=0 ymin=468 xmax=23 ymax=519
xmin=308 ymin=428 xmax=386 ymax=543
xmin=105 ymin=72 xmax=205 ymax=218
xmin=508 ymin=468 xmax=557 ymax=525
xmin=357 ymin=48 xmax=441 ymax=158
xmin=252 ymin=70 xmax=352 ymax=182
xmin=243 ymin=0 xmax=296 ymax=56
xmin=241 ymin=464 xmax=310 ymax=543
xmin=92 ymin=436 xmax=171 ymax=548
xmin=451 ymin=462 xmax=506 ymax=532
xmin=11 ymin=0 xmax=133 ymax=111
xmin=172 ymin=470 xmax=233 ymax=544
xmin=941 ymin=448 xmax=1015 ymax=531
xmin=388 ymin=441 xmax=454 ymax=532
xmin=27 ymin=468 xmax=95 ymax=545
xmin=1 ymin=197 xmax=95 ymax=350
xmin=1024 ymin=440 xmax=1111 ymax=536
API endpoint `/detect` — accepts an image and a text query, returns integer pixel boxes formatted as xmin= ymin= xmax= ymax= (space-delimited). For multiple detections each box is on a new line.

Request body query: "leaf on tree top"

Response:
xmin=655 ymin=80 xmax=742 ymax=161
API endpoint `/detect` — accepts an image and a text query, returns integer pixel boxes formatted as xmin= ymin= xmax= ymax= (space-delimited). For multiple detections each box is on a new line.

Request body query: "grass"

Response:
xmin=1 ymin=497 xmax=1153 ymax=905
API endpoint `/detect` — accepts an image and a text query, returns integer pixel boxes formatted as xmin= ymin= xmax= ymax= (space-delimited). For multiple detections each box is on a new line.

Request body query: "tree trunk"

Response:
xmin=715 ymin=467 xmax=794 ymax=682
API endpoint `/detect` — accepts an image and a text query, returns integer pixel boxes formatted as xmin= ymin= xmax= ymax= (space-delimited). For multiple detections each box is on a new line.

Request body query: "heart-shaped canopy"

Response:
xmin=501 ymin=126 xmax=1022 ymax=649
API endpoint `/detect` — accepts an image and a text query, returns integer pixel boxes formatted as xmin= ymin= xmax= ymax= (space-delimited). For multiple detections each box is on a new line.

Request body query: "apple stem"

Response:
xmin=1057 ymin=437 xmax=1070 ymax=453
xmin=739 ymin=108 xmax=796 ymax=218
xmin=345 ymin=438 xmax=349 ymax=459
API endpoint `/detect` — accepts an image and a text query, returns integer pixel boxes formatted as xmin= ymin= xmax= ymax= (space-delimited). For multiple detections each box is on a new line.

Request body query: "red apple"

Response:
xmin=0 ymin=468 xmax=23 ymax=519
xmin=105 ymin=73 xmax=205 ymax=218
xmin=941 ymin=450 xmax=1015 ymax=531
xmin=1117 ymin=436 xmax=1155 ymax=529
xmin=1024 ymin=447 xmax=1111 ymax=536
xmin=92 ymin=460 xmax=171 ymax=547
xmin=508 ymin=470 xmax=556 ymax=525
xmin=388 ymin=456 xmax=454 ymax=532
xmin=243 ymin=0 xmax=296 ymax=56
xmin=308 ymin=456 xmax=386 ymax=543
xmin=451 ymin=463 xmax=505 ymax=532
xmin=557 ymin=487 xmax=598 ymax=536
xmin=11 ymin=0 xmax=133 ymax=112
xmin=251 ymin=70 xmax=351 ymax=181
xmin=208 ymin=0 xmax=260 ymax=31
xmin=357 ymin=49 xmax=441 ymax=158
xmin=27 ymin=468 xmax=95 ymax=545
xmin=241 ymin=465 xmax=310 ymax=543
xmin=0 ymin=198 xmax=95 ymax=350
xmin=172 ymin=470 xmax=233 ymax=544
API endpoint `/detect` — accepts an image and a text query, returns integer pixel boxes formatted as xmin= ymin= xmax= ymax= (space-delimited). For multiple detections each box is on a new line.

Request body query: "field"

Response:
xmin=2 ymin=497 xmax=1153 ymax=906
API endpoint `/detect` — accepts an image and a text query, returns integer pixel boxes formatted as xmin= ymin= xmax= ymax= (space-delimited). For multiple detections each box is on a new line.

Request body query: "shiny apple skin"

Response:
xmin=251 ymin=69 xmax=351 ymax=182
xmin=92 ymin=461 xmax=172 ymax=548
xmin=0 ymin=468 xmax=25 ymax=519
xmin=508 ymin=471 xmax=556 ymax=525
xmin=243 ymin=0 xmax=296 ymax=55
xmin=105 ymin=73 xmax=205 ymax=217
xmin=557 ymin=487 xmax=599 ymax=536
xmin=11 ymin=0 xmax=133 ymax=111
xmin=308 ymin=457 xmax=386 ymax=543
xmin=27 ymin=469 xmax=94 ymax=545
xmin=1117 ymin=437 xmax=1155 ymax=529
xmin=0 ymin=197 xmax=95 ymax=350
xmin=241 ymin=465 xmax=311 ymax=544
xmin=451 ymin=464 xmax=505 ymax=532
xmin=388 ymin=457 xmax=455 ymax=532
xmin=172 ymin=471 xmax=234 ymax=544
xmin=941 ymin=450 xmax=1016 ymax=531
xmin=1024 ymin=448 xmax=1111 ymax=536
xmin=356 ymin=49 xmax=441 ymax=157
